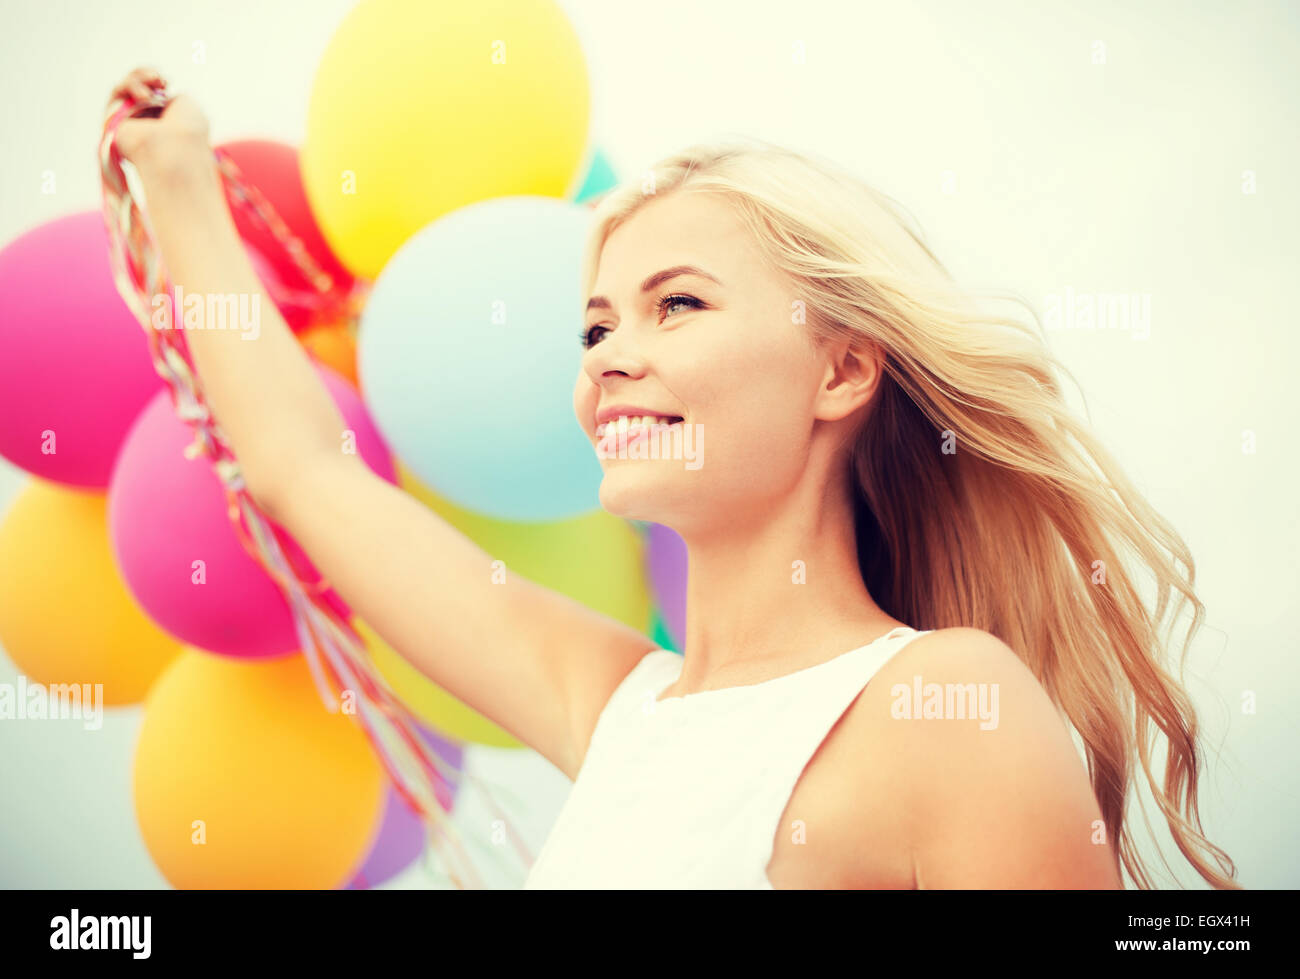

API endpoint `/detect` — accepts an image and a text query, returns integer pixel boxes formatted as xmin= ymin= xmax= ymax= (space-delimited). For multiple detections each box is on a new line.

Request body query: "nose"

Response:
xmin=582 ymin=328 xmax=648 ymax=385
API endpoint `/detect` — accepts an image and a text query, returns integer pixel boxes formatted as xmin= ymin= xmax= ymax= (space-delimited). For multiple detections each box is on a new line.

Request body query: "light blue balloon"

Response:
xmin=358 ymin=196 xmax=603 ymax=521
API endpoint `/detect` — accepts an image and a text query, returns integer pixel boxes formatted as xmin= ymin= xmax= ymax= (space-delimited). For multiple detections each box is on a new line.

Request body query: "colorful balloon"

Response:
xmin=646 ymin=523 xmax=687 ymax=650
xmin=648 ymin=607 xmax=680 ymax=654
xmin=108 ymin=366 xmax=395 ymax=658
xmin=298 ymin=321 xmax=359 ymax=389
xmin=217 ymin=138 xmax=356 ymax=329
xmin=344 ymin=724 xmax=463 ymax=889
xmin=301 ymin=0 xmax=591 ymax=279
xmin=358 ymin=196 xmax=603 ymax=521
xmin=574 ymin=147 xmax=619 ymax=205
xmin=133 ymin=648 xmax=385 ymax=889
xmin=356 ymin=464 xmax=652 ymax=747
xmin=398 ymin=461 xmax=649 ymax=630
xmin=0 ymin=480 xmax=181 ymax=704
xmin=0 ymin=212 xmax=163 ymax=487
xmin=356 ymin=616 xmax=520 ymax=749
xmin=342 ymin=784 xmax=427 ymax=890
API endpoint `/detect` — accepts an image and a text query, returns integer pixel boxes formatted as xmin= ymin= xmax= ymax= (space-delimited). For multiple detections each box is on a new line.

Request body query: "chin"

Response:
xmin=596 ymin=462 xmax=681 ymax=523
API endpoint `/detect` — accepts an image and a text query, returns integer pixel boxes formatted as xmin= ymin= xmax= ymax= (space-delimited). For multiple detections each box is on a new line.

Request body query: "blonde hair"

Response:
xmin=581 ymin=137 xmax=1238 ymax=889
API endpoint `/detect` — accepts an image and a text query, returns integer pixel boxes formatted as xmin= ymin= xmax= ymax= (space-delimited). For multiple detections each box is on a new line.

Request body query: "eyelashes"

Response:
xmin=579 ymin=293 xmax=705 ymax=350
xmin=578 ymin=323 xmax=606 ymax=349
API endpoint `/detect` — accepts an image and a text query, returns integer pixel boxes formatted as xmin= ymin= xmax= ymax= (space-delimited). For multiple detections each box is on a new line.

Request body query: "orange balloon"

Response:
xmin=133 ymin=649 xmax=386 ymax=889
xmin=0 ymin=479 xmax=180 ymax=704
xmin=299 ymin=322 xmax=359 ymax=388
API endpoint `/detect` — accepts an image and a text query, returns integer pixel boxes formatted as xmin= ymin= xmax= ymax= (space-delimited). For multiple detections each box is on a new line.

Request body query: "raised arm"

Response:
xmin=113 ymin=78 xmax=348 ymax=502
xmin=111 ymin=70 xmax=656 ymax=777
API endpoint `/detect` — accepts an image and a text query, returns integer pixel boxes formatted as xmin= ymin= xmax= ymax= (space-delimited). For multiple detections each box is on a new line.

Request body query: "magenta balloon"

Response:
xmin=646 ymin=523 xmax=687 ymax=649
xmin=0 ymin=212 xmax=164 ymax=487
xmin=107 ymin=366 xmax=395 ymax=658
xmin=343 ymin=724 xmax=465 ymax=889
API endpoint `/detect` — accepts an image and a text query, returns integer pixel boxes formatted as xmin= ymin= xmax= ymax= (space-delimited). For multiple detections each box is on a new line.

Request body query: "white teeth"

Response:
xmin=596 ymin=414 xmax=682 ymax=436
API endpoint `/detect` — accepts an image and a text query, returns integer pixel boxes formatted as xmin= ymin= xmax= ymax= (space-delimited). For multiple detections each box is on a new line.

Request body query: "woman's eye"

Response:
xmin=657 ymin=293 xmax=703 ymax=319
xmin=579 ymin=295 xmax=703 ymax=350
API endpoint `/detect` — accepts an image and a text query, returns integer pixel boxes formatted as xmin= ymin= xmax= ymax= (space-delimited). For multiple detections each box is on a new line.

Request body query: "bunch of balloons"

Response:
xmin=0 ymin=0 xmax=689 ymax=890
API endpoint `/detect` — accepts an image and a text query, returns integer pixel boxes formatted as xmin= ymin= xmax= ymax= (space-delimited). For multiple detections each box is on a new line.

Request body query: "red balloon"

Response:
xmin=217 ymin=139 xmax=357 ymax=328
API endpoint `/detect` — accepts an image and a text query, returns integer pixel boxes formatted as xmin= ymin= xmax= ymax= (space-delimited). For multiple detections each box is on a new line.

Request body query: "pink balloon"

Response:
xmin=0 ymin=211 xmax=164 ymax=487
xmin=108 ymin=366 xmax=395 ymax=658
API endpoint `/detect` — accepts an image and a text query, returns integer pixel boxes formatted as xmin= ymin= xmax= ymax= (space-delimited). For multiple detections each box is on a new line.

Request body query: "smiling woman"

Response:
xmin=535 ymin=136 xmax=1238 ymax=890
xmin=109 ymin=62 xmax=1234 ymax=888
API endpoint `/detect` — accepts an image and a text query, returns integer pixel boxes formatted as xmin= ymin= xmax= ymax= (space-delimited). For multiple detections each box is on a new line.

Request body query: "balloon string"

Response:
xmin=100 ymin=85 xmax=535 ymax=888
xmin=212 ymin=147 xmax=372 ymax=327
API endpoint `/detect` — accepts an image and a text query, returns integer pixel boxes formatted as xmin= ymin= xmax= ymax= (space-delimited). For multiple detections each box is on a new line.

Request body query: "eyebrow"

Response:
xmin=586 ymin=265 xmax=722 ymax=312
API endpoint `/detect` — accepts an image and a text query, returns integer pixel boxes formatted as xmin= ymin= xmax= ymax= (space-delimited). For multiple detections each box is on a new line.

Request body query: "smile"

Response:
xmin=595 ymin=414 xmax=684 ymax=438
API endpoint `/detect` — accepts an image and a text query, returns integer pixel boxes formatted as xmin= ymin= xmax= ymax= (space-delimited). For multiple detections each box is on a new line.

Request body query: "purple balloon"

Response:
xmin=344 ymin=723 xmax=465 ymax=889
xmin=646 ymin=523 xmax=687 ymax=649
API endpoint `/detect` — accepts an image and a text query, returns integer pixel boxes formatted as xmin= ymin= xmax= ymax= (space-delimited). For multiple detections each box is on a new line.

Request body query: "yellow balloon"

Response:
xmin=302 ymin=0 xmax=592 ymax=280
xmin=356 ymin=462 xmax=652 ymax=748
xmin=0 ymin=479 xmax=180 ymax=705
xmin=134 ymin=649 xmax=385 ymax=889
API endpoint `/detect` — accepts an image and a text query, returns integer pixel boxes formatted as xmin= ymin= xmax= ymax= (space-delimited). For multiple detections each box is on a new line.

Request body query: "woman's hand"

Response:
xmin=108 ymin=67 xmax=212 ymax=181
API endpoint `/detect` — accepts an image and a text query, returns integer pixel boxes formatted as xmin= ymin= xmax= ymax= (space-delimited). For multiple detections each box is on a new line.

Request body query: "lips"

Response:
xmin=595 ymin=404 xmax=683 ymax=426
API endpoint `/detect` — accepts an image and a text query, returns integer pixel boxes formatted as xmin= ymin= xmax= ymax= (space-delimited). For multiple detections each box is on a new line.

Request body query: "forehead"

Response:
xmin=591 ymin=191 xmax=759 ymax=294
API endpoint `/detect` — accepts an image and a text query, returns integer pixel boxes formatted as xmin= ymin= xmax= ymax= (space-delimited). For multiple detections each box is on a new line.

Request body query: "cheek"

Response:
xmin=714 ymin=363 xmax=816 ymax=474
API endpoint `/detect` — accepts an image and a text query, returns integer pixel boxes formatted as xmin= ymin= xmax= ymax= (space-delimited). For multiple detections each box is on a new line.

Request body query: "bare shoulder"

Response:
xmin=861 ymin=626 xmax=1053 ymax=741
xmin=849 ymin=626 xmax=1123 ymax=888
xmin=879 ymin=626 xmax=1030 ymax=680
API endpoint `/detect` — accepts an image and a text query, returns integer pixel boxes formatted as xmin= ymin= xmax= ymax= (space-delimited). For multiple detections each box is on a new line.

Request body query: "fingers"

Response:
xmin=110 ymin=67 xmax=167 ymax=106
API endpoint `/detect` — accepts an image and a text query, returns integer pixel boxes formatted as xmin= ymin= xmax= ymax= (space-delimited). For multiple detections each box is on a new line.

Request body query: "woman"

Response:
xmin=109 ymin=68 xmax=1237 ymax=889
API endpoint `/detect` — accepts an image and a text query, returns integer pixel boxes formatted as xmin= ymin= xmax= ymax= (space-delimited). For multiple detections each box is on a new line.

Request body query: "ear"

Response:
xmin=813 ymin=339 xmax=885 ymax=422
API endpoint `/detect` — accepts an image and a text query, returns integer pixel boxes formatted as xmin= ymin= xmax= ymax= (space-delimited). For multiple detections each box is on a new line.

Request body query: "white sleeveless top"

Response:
xmin=523 ymin=626 xmax=932 ymax=889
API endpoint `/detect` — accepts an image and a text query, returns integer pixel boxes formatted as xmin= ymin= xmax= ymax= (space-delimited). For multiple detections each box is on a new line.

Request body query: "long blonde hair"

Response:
xmin=581 ymin=137 xmax=1238 ymax=889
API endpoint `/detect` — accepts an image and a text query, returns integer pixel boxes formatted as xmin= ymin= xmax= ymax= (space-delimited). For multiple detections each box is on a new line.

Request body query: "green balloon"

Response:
xmin=574 ymin=147 xmax=618 ymax=204
xmin=648 ymin=607 xmax=681 ymax=654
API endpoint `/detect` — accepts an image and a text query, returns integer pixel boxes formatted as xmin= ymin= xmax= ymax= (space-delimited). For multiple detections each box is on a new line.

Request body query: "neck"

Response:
xmin=671 ymin=460 xmax=901 ymax=694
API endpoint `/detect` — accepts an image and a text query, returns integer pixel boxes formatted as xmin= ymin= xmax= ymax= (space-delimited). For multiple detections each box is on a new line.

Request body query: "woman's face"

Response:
xmin=573 ymin=190 xmax=835 ymax=534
